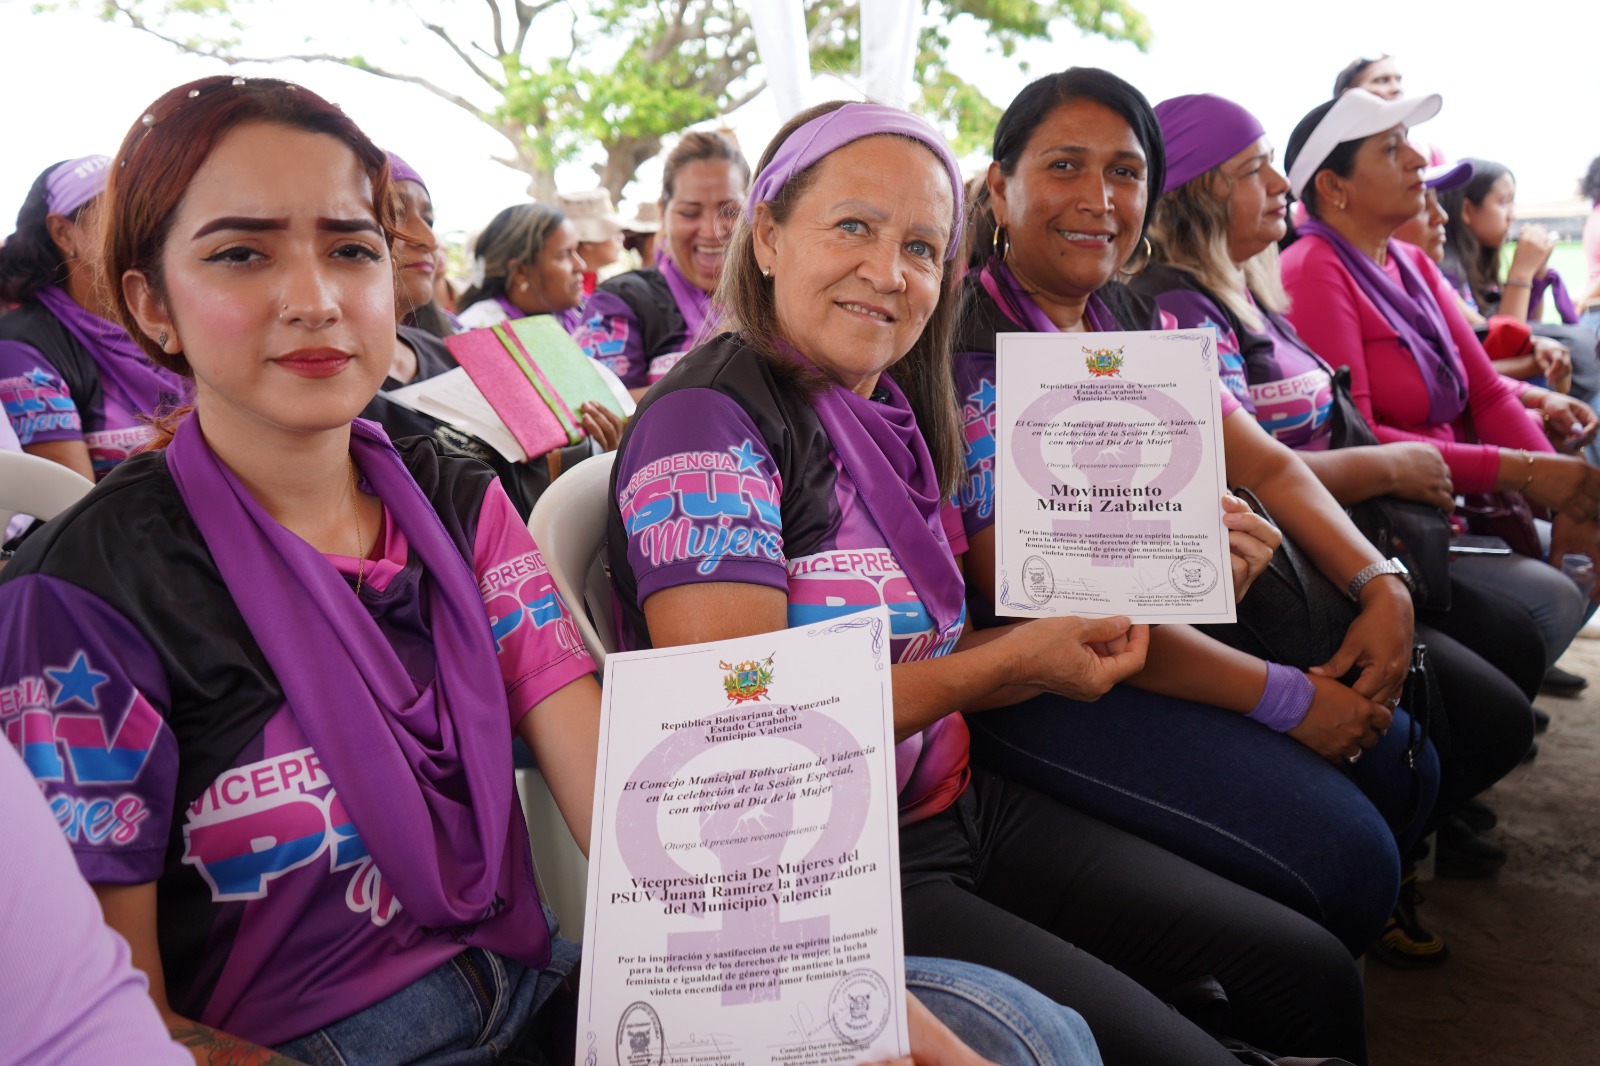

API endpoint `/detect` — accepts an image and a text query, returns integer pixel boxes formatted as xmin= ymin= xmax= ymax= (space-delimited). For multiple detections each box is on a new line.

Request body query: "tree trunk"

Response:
xmin=597 ymin=133 xmax=665 ymax=203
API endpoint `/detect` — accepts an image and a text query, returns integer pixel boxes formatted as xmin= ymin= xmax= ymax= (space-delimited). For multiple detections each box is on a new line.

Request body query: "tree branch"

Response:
xmin=484 ymin=0 xmax=507 ymax=55
xmin=423 ymin=20 xmax=503 ymax=91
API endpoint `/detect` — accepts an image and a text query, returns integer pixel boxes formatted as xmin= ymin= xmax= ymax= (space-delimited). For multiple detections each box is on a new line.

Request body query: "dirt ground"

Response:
xmin=1366 ymin=639 xmax=1600 ymax=1064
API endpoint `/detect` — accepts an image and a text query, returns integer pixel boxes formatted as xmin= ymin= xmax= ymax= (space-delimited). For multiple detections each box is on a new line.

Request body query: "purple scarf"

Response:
xmin=33 ymin=286 xmax=184 ymax=419
xmin=659 ymin=255 xmax=718 ymax=348
xmin=785 ymin=344 xmax=964 ymax=636
xmin=979 ymin=261 xmax=1120 ymax=334
xmin=1530 ymin=269 xmax=1580 ymax=325
xmin=1296 ymin=218 xmax=1467 ymax=424
xmin=165 ymin=415 xmax=549 ymax=966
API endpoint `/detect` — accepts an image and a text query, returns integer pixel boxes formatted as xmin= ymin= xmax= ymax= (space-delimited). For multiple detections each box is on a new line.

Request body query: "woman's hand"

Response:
xmin=1287 ymin=673 xmax=1395 ymax=764
xmin=1381 ymin=441 xmax=1455 ymax=510
xmin=1532 ymin=337 xmax=1573 ymax=395
xmin=1309 ymin=575 xmax=1412 ymax=706
xmin=1536 ymin=391 xmax=1599 ymax=451
xmin=1549 ymin=513 xmax=1600 ymax=603
xmin=1507 ymin=224 xmax=1557 ymax=285
xmin=580 ymin=402 xmax=626 ymax=453
xmin=868 ymin=992 xmax=999 ymax=1066
xmin=1522 ymin=451 xmax=1600 ymax=520
xmin=993 ymin=615 xmax=1150 ymax=701
xmin=1222 ymin=494 xmax=1279 ymax=602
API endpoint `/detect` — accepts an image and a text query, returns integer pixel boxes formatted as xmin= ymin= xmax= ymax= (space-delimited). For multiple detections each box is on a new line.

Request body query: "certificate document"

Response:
xmin=994 ymin=328 xmax=1236 ymax=624
xmin=578 ymin=607 xmax=909 ymax=1066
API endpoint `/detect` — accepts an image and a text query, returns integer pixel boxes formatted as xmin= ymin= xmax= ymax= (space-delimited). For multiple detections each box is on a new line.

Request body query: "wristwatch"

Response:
xmin=1348 ymin=557 xmax=1412 ymax=601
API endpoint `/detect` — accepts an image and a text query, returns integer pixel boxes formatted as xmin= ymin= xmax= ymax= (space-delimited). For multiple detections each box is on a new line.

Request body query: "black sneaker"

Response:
xmin=1435 ymin=815 xmax=1507 ymax=879
xmin=1371 ymin=871 xmax=1450 ymax=969
xmin=1532 ymin=707 xmax=1551 ymax=734
xmin=1540 ymin=665 xmax=1588 ymax=698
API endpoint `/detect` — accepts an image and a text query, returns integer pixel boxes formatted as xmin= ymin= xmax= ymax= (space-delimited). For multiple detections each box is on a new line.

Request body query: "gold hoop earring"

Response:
xmin=1122 ymin=236 xmax=1153 ymax=277
xmin=992 ymin=225 xmax=1010 ymax=263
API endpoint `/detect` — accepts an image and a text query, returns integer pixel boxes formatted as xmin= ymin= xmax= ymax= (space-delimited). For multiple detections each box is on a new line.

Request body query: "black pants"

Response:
xmin=1416 ymin=573 xmax=1540 ymax=825
xmin=899 ymin=769 xmax=1367 ymax=1066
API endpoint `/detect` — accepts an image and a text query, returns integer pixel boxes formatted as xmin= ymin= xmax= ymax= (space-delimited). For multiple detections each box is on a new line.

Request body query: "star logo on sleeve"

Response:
xmin=967 ymin=379 xmax=996 ymax=413
xmin=47 ymin=652 xmax=111 ymax=710
xmin=24 ymin=369 xmax=55 ymax=388
xmin=730 ymin=439 xmax=767 ymax=473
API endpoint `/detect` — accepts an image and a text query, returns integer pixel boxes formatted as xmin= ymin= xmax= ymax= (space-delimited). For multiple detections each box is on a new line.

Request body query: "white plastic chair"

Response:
xmin=527 ymin=451 xmax=619 ymax=666
xmin=0 ymin=450 xmax=94 ymax=534
xmin=516 ymin=451 xmax=619 ymax=940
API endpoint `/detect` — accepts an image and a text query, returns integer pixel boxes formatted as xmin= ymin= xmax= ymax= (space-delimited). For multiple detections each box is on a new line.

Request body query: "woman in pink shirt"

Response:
xmin=1280 ymin=91 xmax=1600 ymax=670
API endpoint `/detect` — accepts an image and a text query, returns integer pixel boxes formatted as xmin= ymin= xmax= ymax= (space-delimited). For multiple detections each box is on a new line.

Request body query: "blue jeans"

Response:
xmin=275 ymin=936 xmax=1097 ymax=1064
xmin=908 ymin=957 xmax=1102 ymax=1065
xmin=969 ymin=685 xmax=1438 ymax=956
xmin=276 ymin=933 xmax=582 ymax=1065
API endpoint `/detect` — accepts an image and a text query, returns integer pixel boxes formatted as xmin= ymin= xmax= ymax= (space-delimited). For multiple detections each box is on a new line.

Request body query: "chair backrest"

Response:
xmin=0 ymin=451 xmax=95 ymax=532
xmin=527 ymin=451 xmax=618 ymax=665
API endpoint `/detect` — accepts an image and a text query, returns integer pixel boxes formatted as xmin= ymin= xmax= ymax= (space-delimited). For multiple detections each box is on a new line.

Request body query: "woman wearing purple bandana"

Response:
xmin=954 ymin=69 xmax=1423 ymax=999
xmin=1280 ymin=92 xmax=1600 ymax=679
xmin=1137 ymin=91 xmax=1549 ymax=965
xmin=0 ymin=154 xmax=184 ymax=483
xmin=573 ymin=131 xmax=750 ymax=397
xmin=0 ymin=77 xmax=605 ymax=1064
xmin=607 ymin=98 xmax=1363 ymax=1066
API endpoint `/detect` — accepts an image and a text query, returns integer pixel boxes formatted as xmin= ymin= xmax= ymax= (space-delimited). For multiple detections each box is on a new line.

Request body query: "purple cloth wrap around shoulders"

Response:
xmin=163 ymin=414 xmax=550 ymax=968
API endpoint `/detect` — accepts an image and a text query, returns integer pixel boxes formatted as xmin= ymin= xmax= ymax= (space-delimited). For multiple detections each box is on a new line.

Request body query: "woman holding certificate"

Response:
xmin=0 ymin=76 xmax=608 ymax=1064
xmin=952 ymin=68 xmax=1433 ymax=963
xmin=608 ymin=100 xmax=1367 ymax=1064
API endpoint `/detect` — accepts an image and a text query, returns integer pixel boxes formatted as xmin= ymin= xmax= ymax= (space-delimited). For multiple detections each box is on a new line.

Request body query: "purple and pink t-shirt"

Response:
xmin=608 ymin=344 xmax=970 ymax=824
xmin=1 ymin=481 xmax=592 ymax=1046
xmin=0 ymin=311 xmax=162 ymax=478
xmin=573 ymin=261 xmax=716 ymax=390
xmin=1140 ymin=277 xmax=1334 ymax=450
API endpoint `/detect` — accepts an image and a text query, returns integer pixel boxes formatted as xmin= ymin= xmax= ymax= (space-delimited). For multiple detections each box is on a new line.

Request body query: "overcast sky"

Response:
xmin=4 ymin=0 xmax=1597 ymax=246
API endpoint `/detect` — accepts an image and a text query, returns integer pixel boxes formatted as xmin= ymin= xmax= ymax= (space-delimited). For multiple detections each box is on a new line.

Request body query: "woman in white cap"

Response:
xmin=0 ymin=156 xmax=184 ymax=481
xmin=1280 ymin=89 xmax=1600 ymax=681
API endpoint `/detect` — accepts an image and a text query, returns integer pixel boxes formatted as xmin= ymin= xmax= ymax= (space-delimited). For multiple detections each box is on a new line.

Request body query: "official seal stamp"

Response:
xmin=1168 ymin=554 xmax=1219 ymax=597
xmin=1020 ymin=555 xmax=1055 ymax=606
xmin=616 ymin=1001 xmax=664 ymax=1066
xmin=829 ymin=968 xmax=892 ymax=1047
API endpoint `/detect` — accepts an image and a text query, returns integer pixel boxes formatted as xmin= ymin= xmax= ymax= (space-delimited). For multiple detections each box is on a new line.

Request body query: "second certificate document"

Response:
xmin=994 ymin=328 xmax=1237 ymax=624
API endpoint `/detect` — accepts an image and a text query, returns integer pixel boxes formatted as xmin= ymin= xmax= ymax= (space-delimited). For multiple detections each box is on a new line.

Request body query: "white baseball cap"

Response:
xmin=1285 ymin=89 xmax=1442 ymax=200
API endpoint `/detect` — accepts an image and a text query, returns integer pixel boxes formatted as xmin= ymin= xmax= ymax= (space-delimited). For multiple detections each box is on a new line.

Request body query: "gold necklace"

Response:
xmin=349 ymin=457 xmax=365 ymax=596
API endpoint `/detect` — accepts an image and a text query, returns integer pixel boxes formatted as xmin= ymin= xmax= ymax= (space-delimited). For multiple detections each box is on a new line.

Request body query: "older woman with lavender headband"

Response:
xmin=606 ymin=98 xmax=1365 ymax=1066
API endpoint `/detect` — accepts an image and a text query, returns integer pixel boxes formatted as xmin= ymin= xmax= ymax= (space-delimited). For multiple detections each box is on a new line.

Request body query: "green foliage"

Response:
xmin=72 ymin=0 xmax=1151 ymax=194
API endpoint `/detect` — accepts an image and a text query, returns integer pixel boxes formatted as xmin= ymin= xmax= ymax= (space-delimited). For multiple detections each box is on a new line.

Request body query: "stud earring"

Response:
xmin=158 ymin=331 xmax=168 ymax=348
xmin=762 ymin=266 xmax=772 ymax=279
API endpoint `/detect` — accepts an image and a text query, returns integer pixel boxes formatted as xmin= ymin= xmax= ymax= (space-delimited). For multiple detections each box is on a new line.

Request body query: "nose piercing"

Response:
xmin=279 ymin=304 xmax=288 ymax=321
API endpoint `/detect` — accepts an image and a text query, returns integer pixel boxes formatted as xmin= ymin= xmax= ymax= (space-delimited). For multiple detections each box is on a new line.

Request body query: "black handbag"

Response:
xmin=1326 ymin=367 xmax=1454 ymax=611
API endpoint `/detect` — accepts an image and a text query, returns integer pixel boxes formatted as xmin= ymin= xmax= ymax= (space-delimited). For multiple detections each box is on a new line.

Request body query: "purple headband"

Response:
xmin=1153 ymin=95 xmax=1266 ymax=195
xmin=45 ymin=155 xmax=111 ymax=217
xmin=386 ymin=151 xmax=428 ymax=195
xmin=744 ymin=103 xmax=965 ymax=260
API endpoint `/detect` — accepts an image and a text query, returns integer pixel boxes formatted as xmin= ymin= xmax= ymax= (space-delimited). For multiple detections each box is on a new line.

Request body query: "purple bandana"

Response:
xmin=386 ymin=151 xmax=428 ymax=195
xmin=32 ymin=285 xmax=184 ymax=418
xmin=1530 ymin=269 xmax=1580 ymax=325
xmin=782 ymin=343 xmax=965 ymax=635
xmin=1153 ymin=95 xmax=1266 ymax=195
xmin=745 ymin=103 xmax=965 ymax=259
xmin=45 ymin=155 xmax=111 ymax=217
xmin=659 ymin=254 xmax=718 ymax=346
xmin=164 ymin=415 xmax=550 ymax=967
xmin=1297 ymin=217 xmax=1467 ymax=424
xmin=979 ymin=261 xmax=1120 ymax=333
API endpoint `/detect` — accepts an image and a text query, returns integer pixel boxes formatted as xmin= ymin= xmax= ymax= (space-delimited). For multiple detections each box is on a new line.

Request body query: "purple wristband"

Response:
xmin=1247 ymin=662 xmax=1315 ymax=733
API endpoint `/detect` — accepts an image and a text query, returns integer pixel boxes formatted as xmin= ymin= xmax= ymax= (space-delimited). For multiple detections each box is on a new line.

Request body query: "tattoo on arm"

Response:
xmin=169 ymin=1022 xmax=305 ymax=1066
